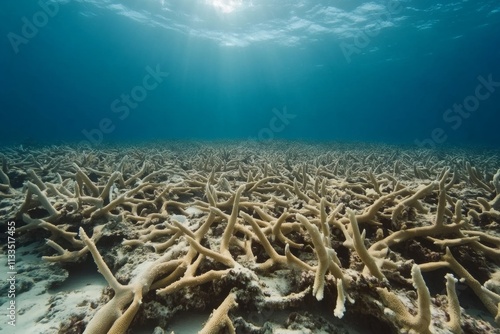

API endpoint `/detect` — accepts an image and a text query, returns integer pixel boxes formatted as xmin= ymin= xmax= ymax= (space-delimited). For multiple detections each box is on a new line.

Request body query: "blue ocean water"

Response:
xmin=1 ymin=0 xmax=499 ymax=148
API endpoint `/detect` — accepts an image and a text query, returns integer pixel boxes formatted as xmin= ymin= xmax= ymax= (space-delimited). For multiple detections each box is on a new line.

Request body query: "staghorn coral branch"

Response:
xmin=220 ymin=184 xmax=245 ymax=256
xmin=377 ymin=264 xmax=432 ymax=334
xmin=157 ymin=268 xmax=231 ymax=296
xmin=90 ymin=183 xmax=149 ymax=219
xmin=443 ymin=248 xmax=499 ymax=322
xmin=272 ymin=211 xmax=304 ymax=249
xmin=184 ymin=235 xmax=236 ymax=268
xmin=108 ymin=288 xmax=143 ymax=334
xmin=79 ymin=227 xmax=122 ymax=292
xmin=79 ymin=227 xmax=136 ymax=334
xmin=0 ymin=168 xmax=9 ymax=187
xmin=26 ymin=181 xmax=61 ymax=220
xmin=445 ymin=273 xmax=463 ymax=334
xmin=334 ymin=278 xmax=353 ymax=319
xmin=100 ymin=171 xmax=121 ymax=201
xmin=205 ymin=183 xmax=218 ymax=207
xmin=429 ymin=236 xmax=480 ymax=248
xmin=293 ymin=178 xmax=311 ymax=202
xmin=27 ymin=169 xmax=46 ymax=190
xmin=466 ymin=162 xmax=494 ymax=192
xmin=241 ymin=211 xmax=288 ymax=270
xmin=435 ymin=168 xmax=449 ymax=228
xmin=347 ymin=209 xmax=385 ymax=280
xmin=337 ymin=186 xmax=408 ymax=226
xmin=199 ymin=292 xmax=238 ymax=334
xmin=296 ymin=213 xmax=332 ymax=300
xmin=74 ymin=165 xmax=100 ymax=197
xmin=24 ymin=214 xmax=84 ymax=246
xmin=284 ymin=244 xmax=314 ymax=271
xmin=391 ymin=182 xmax=436 ymax=223
xmin=42 ymin=239 xmax=88 ymax=262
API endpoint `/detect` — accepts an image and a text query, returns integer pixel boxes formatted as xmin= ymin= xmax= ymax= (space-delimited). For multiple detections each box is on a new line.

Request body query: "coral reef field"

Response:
xmin=1 ymin=141 xmax=500 ymax=334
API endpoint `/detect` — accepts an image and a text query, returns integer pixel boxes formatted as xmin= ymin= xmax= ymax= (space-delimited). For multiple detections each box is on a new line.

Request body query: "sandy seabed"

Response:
xmin=0 ymin=141 xmax=499 ymax=334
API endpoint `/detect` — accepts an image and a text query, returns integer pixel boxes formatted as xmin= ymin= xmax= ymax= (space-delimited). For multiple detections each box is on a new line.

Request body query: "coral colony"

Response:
xmin=1 ymin=141 xmax=500 ymax=333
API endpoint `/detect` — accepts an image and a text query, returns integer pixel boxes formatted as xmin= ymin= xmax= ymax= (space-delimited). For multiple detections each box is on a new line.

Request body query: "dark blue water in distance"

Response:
xmin=1 ymin=0 xmax=499 ymax=148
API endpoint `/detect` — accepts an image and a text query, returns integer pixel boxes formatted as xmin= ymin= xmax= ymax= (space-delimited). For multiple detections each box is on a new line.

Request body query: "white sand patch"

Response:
xmin=165 ymin=311 xmax=212 ymax=334
xmin=0 ymin=242 xmax=106 ymax=333
xmin=184 ymin=206 xmax=204 ymax=217
xmin=171 ymin=214 xmax=188 ymax=224
xmin=259 ymin=271 xmax=291 ymax=297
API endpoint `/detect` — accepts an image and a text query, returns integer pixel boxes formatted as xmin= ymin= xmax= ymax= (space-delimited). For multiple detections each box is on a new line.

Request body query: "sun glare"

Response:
xmin=209 ymin=0 xmax=243 ymax=14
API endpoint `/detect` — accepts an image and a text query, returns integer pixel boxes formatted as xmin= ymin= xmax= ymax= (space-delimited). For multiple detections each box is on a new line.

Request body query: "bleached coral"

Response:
xmin=2 ymin=142 xmax=499 ymax=333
